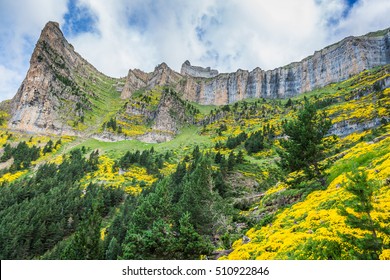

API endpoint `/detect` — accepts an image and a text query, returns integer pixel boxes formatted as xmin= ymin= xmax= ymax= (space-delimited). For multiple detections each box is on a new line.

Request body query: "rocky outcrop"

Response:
xmin=329 ymin=118 xmax=383 ymax=137
xmin=117 ymin=88 xmax=192 ymax=143
xmin=180 ymin=60 xmax=218 ymax=78
xmin=121 ymin=63 xmax=182 ymax=99
xmin=151 ymin=89 xmax=190 ymax=134
xmin=9 ymin=21 xmax=106 ymax=134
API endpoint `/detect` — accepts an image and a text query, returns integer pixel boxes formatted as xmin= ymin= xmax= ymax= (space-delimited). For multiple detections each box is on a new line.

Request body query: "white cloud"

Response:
xmin=0 ymin=0 xmax=390 ymax=102
xmin=333 ymin=0 xmax=390 ymax=38
xmin=65 ymin=0 xmax=349 ymax=74
xmin=0 ymin=65 xmax=23 ymax=101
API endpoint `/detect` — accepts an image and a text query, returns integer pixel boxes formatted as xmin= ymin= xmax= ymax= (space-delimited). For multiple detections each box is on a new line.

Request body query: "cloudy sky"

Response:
xmin=1 ymin=0 xmax=390 ymax=101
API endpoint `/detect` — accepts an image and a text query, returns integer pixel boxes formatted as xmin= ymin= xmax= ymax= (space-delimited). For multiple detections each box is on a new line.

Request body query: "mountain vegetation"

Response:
xmin=1 ymin=63 xmax=389 ymax=260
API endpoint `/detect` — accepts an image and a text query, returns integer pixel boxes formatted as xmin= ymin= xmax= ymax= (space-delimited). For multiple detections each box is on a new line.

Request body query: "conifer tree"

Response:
xmin=175 ymin=212 xmax=213 ymax=259
xmin=236 ymin=150 xmax=245 ymax=164
xmin=227 ymin=151 xmax=236 ymax=171
xmin=277 ymin=100 xmax=332 ymax=186
xmin=338 ymin=170 xmax=386 ymax=259
xmin=214 ymin=151 xmax=223 ymax=164
xmin=105 ymin=237 xmax=120 ymax=260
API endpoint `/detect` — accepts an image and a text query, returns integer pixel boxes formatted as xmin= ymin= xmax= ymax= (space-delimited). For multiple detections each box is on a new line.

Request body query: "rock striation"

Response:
xmin=178 ymin=28 xmax=390 ymax=105
xmin=121 ymin=28 xmax=390 ymax=105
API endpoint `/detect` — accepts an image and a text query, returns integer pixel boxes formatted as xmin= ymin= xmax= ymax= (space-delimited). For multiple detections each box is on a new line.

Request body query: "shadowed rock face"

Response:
xmin=120 ymin=63 xmax=182 ymax=99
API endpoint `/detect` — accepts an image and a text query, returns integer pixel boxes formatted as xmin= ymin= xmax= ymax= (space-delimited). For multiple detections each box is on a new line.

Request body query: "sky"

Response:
xmin=1 ymin=0 xmax=390 ymax=101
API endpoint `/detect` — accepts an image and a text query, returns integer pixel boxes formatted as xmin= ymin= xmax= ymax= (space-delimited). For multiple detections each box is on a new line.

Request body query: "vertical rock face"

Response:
xmin=120 ymin=28 xmax=390 ymax=105
xmin=9 ymin=21 xmax=103 ymax=134
xmin=175 ymin=28 xmax=390 ymax=105
xmin=151 ymin=90 xmax=189 ymax=134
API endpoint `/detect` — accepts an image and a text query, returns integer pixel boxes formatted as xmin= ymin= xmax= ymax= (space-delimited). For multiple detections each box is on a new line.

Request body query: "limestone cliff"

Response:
xmin=120 ymin=28 xmax=390 ymax=105
xmin=8 ymin=22 xmax=390 ymax=139
xmin=9 ymin=21 xmax=108 ymax=134
xmin=177 ymin=28 xmax=390 ymax=105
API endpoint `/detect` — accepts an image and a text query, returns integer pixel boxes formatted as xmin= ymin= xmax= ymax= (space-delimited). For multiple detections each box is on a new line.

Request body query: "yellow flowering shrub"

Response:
xmin=379 ymin=249 xmax=390 ymax=260
xmin=160 ymin=162 xmax=177 ymax=176
xmin=26 ymin=135 xmax=51 ymax=147
xmin=117 ymin=119 xmax=150 ymax=137
xmin=265 ymin=182 xmax=288 ymax=196
xmin=100 ymin=227 xmax=107 ymax=241
xmin=0 ymin=133 xmax=8 ymax=146
xmin=49 ymin=155 xmax=64 ymax=165
xmin=81 ymin=155 xmax=158 ymax=195
xmin=0 ymin=111 xmax=9 ymax=128
xmin=82 ymin=155 xmax=123 ymax=187
xmin=226 ymin=135 xmax=390 ymax=260
xmin=0 ymin=170 xmax=28 ymax=184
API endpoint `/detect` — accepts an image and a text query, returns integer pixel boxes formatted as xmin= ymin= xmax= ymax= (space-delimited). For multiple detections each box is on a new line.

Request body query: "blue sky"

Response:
xmin=1 ymin=0 xmax=390 ymax=101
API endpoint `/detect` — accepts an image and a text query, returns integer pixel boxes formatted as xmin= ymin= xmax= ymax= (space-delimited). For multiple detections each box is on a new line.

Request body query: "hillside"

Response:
xmin=0 ymin=22 xmax=389 ymax=260
xmin=0 ymin=62 xmax=389 ymax=259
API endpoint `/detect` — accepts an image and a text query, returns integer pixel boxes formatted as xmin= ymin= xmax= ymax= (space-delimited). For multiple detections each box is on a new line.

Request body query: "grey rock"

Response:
xmin=178 ymin=28 xmax=390 ymax=105
xmin=180 ymin=60 xmax=219 ymax=78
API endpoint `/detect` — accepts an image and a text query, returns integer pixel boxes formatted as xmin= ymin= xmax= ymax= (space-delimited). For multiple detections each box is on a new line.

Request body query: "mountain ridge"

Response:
xmin=3 ymin=21 xmax=390 ymax=138
xmin=121 ymin=27 xmax=390 ymax=104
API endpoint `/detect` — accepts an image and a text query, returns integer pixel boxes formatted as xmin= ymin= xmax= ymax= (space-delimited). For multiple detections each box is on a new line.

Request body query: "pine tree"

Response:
xmin=73 ymin=205 xmax=103 ymax=260
xmin=236 ymin=150 xmax=245 ymax=164
xmin=105 ymin=237 xmax=120 ymax=260
xmin=338 ymin=170 xmax=385 ymax=259
xmin=227 ymin=151 xmax=236 ymax=171
xmin=277 ymin=100 xmax=332 ymax=186
xmin=192 ymin=145 xmax=201 ymax=161
xmin=214 ymin=151 xmax=223 ymax=164
xmin=285 ymin=98 xmax=293 ymax=108
xmin=178 ymin=158 xmax=214 ymax=234
xmin=175 ymin=212 xmax=213 ymax=259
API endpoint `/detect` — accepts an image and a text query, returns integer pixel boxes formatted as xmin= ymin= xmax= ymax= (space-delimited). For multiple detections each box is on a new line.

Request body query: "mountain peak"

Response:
xmin=38 ymin=21 xmax=65 ymax=45
xmin=44 ymin=21 xmax=60 ymax=30
xmin=9 ymin=21 xmax=102 ymax=135
xmin=155 ymin=62 xmax=169 ymax=71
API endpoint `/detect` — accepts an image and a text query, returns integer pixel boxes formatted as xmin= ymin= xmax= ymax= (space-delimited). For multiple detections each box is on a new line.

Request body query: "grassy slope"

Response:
xmin=71 ymin=72 xmax=125 ymax=133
